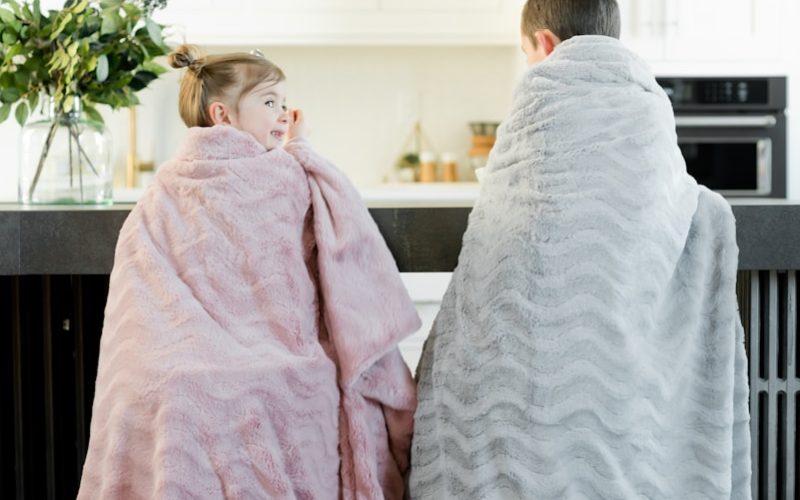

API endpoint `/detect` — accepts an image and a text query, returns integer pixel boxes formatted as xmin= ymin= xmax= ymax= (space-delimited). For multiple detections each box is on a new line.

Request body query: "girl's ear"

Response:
xmin=208 ymin=101 xmax=232 ymax=125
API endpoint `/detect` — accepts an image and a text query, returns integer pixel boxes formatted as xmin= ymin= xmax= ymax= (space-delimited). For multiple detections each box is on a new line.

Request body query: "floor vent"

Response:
xmin=741 ymin=270 xmax=799 ymax=500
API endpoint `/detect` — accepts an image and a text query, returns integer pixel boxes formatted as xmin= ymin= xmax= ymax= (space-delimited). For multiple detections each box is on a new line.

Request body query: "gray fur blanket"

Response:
xmin=409 ymin=36 xmax=751 ymax=499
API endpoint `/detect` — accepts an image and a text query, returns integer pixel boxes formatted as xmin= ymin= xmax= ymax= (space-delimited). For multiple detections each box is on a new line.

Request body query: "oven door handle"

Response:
xmin=674 ymin=115 xmax=777 ymax=128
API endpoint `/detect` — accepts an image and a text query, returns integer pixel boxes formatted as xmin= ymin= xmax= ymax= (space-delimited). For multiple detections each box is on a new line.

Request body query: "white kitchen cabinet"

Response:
xmin=617 ymin=0 xmax=665 ymax=60
xmin=665 ymin=0 xmax=785 ymax=61
xmin=247 ymin=0 xmax=379 ymax=9
xmin=380 ymin=0 xmax=501 ymax=10
xmin=619 ymin=0 xmax=786 ymax=62
xmin=156 ymin=0 xmax=525 ymax=46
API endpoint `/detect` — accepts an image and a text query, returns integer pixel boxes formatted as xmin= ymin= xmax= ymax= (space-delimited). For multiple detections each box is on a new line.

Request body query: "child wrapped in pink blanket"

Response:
xmin=78 ymin=46 xmax=420 ymax=499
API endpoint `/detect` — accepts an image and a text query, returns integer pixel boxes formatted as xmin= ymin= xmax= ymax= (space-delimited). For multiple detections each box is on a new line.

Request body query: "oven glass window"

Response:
xmin=679 ymin=142 xmax=758 ymax=190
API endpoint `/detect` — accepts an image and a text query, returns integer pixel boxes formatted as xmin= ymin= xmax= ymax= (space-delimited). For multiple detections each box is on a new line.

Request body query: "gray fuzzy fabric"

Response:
xmin=409 ymin=36 xmax=751 ymax=499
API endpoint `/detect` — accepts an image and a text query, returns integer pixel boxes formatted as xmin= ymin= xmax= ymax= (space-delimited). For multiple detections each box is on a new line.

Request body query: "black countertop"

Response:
xmin=1 ymin=201 xmax=799 ymax=274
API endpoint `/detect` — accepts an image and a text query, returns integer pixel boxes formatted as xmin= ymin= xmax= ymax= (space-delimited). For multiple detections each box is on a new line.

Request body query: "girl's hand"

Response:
xmin=286 ymin=108 xmax=308 ymax=143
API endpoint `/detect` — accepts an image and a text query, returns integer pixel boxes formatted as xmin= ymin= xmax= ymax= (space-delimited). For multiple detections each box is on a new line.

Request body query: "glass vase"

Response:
xmin=19 ymin=97 xmax=113 ymax=204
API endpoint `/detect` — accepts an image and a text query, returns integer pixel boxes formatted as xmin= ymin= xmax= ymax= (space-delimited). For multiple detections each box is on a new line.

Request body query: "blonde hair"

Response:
xmin=168 ymin=44 xmax=286 ymax=128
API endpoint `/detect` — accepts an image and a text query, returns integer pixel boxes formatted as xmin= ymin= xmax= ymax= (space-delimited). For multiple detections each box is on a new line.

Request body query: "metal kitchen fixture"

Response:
xmin=657 ymin=76 xmax=787 ymax=198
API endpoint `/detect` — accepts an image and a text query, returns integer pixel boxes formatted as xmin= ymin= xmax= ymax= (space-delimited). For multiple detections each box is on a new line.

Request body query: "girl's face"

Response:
xmin=230 ymin=80 xmax=289 ymax=151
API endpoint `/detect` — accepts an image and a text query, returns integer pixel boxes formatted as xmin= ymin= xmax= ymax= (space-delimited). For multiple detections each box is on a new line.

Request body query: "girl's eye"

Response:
xmin=265 ymin=100 xmax=275 ymax=108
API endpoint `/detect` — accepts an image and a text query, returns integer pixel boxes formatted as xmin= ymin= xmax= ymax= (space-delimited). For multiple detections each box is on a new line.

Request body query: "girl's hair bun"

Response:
xmin=168 ymin=44 xmax=205 ymax=72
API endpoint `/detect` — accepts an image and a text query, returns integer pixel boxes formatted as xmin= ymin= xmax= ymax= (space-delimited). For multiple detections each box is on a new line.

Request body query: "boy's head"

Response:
xmin=520 ymin=0 xmax=621 ymax=65
xmin=169 ymin=45 xmax=289 ymax=150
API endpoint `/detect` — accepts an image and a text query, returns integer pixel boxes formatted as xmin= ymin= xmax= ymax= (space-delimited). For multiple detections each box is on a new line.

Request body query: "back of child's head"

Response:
xmin=168 ymin=45 xmax=285 ymax=128
xmin=521 ymin=0 xmax=620 ymax=46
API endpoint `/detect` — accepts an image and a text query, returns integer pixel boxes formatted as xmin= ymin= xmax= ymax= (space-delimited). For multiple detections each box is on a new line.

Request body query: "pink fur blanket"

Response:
xmin=78 ymin=126 xmax=420 ymax=499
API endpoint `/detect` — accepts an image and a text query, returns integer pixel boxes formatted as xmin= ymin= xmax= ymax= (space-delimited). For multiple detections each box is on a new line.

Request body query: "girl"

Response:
xmin=78 ymin=45 xmax=420 ymax=500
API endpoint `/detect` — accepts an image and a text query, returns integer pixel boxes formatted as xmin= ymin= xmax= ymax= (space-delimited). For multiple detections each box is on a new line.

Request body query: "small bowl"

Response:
xmin=468 ymin=121 xmax=501 ymax=136
xmin=483 ymin=122 xmax=500 ymax=136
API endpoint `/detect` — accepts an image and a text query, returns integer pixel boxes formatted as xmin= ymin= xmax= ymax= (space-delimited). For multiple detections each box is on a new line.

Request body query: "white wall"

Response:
xmin=0 ymin=119 xmax=20 ymax=201
xmin=2 ymin=30 xmax=798 ymax=201
xmin=0 ymin=46 xmax=518 ymax=201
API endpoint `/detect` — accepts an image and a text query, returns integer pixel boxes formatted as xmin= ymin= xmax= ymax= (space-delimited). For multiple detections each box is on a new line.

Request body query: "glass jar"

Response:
xmin=19 ymin=96 xmax=112 ymax=204
xmin=419 ymin=151 xmax=437 ymax=183
xmin=441 ymin=152 xmax=458 ymax=182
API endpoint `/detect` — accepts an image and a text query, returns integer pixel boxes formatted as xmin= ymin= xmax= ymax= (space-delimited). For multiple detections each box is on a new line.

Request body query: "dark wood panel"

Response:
xmin=0 ymin=277 xmax=18 ymax=498
xmin=0 ymin=276 xmax=111 ymax=499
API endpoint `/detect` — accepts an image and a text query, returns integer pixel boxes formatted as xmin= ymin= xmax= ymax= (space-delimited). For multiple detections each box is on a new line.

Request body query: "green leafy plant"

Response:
xmin=395 ymin=152 xmax=419 ymax=169
xmin=0 ymin=0 xmax=169 ymax=124
xmin=0 ymin=0 xmax=169 ymax=200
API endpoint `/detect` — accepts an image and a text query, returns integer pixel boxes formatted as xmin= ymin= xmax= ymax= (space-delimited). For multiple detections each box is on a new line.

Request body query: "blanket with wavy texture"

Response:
xmin=78 ymin=126 xmax=420 ymax=499
xmin=409 ymin=36 xmax=750 ymax=499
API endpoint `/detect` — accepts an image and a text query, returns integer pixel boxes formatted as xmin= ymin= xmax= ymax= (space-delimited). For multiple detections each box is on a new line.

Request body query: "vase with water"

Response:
xmin=19 ymin=96 xmax=112 ymax=204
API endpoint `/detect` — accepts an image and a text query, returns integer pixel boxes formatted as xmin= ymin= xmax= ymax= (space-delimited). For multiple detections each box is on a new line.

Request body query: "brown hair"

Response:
xmin=521 ymin=0 xmax=620 ymax=48
xmin=168 ymin=44 xmax=286 ymax=128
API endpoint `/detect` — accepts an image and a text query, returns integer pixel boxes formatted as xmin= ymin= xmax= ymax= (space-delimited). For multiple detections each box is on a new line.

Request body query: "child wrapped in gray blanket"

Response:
xmin=409 ymin=1 xmax=751 ymax=499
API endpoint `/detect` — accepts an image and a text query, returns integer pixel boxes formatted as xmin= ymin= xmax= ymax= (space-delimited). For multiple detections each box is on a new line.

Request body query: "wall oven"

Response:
xmin=657 ymin=77 xmax=787 ymax=198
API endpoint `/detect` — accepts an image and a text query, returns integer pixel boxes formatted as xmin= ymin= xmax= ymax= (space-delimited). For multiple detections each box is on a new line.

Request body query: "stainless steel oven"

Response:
xmin=657 ymin=77 xmax=787 ymax=198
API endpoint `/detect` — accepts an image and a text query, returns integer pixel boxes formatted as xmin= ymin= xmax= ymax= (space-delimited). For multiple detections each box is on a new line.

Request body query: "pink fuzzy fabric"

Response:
xmin=77 ymin=126 xmax=420 ymax=499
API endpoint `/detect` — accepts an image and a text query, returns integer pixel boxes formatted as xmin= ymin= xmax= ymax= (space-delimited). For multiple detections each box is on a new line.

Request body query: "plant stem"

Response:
xmin=28 ymin=119 xmax=59 ymax=201
xmin=68 ymin=120 xmax=74 ymax=188
xmin=69 ymin=122 xmax=100 ymax=177
xmin=78 ymin=128 xmax=84 ymax=202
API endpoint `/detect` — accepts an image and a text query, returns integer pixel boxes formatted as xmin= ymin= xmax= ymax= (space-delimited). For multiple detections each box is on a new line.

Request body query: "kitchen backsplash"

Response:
xmin=0 ymin=45 xmax=521 ymax=200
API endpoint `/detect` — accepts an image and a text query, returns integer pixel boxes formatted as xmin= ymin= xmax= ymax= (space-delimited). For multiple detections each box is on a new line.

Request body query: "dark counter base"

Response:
xmin=2 ymin=271 xmax=798 ymax=499
xmin=1 ymin=203 xmax=799 ymax=499
xmin=1 ymin=204 xmax=799 ymax=274
xmin=2 ymin=276 xmax=108 ymax=499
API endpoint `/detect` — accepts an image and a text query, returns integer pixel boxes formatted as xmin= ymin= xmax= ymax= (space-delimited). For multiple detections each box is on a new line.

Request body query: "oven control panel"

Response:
xmin=658 ymin=78 xmax=768 ymax=106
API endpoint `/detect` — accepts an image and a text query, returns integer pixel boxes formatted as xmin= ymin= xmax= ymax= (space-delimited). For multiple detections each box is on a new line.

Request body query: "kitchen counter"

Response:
xmin=1 ymin=199 xmax=799 ymax=274
xmin=114 ymin=182 xmax=482 ymax=208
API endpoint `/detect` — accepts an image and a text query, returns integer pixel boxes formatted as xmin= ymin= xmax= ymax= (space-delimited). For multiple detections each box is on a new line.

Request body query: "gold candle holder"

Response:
xmin=126 ymin=107 xmax=139 ymax=188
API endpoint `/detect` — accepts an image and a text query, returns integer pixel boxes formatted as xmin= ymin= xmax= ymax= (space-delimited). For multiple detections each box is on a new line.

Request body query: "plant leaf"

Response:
xmin=14 ymin=101 xmax=28 ymax=125
xmin=71 ymin=0 xmax=89 ymax=15
xmin=83 ymin=103 xmax=103 ymax=124
xmin=3 ymin=0 xmax=21 ymax=17
xmin=13 ymin=68 xmax=28 ymax=86
xmin=95 ymin=54 xmax=108 ymax=83
xmin=141 ymin=60 xmax=166 ymax=75
xmin=0 ymin=9 xmax=16 ymax=25
xmin=51 ymin=12 xmax=73 ymax=39
xmin=0 ymin=102 xmax=11 ymax=123
xmin=28 ymin=91 xmax=39 ymax=114
xmin=145 ymin=17 xmax=162 ymax=46
xmin=4 ymin=43 xmax=22 ymax=60
xmin=100 ymin=11 xmax=121 ymax=34
xmin=0 ymin=87 xmax=20 ymax=103
xmin=129 ymin=70 xmax=157 ymax=91
xmin=99 ymin=0 xmax=123 ymax=9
